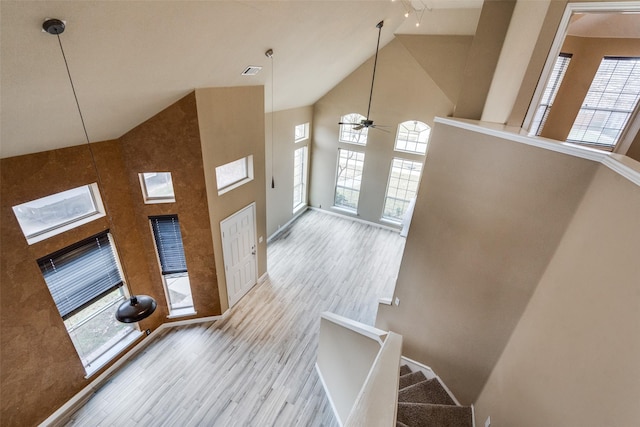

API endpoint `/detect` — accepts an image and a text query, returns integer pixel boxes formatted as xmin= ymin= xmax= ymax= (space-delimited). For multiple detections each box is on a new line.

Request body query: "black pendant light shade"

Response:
xmin=116 ymin=295 xmax=157 ymax=323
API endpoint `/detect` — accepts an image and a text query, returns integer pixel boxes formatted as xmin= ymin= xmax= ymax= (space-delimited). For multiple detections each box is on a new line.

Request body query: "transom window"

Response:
xmin=293 ymin=146 xmax=308 ymax=212
xmin=334 ymin=149 xmax=365 ymax=211
xmin=530 ymin=53 xmax=572 ymax=136
xmin=38 ymin=232 xmax=138 ymax=376
xmin=382 ymin=158 xmax=423 ymax=222
xmin=339 ymin=113 xmax=368 ymax=145
xmin=139 ymin=172 xmax=175 ymax=204
xmin=567 ymin=56 xmax=640 ymax=150
xmin=294 ymin=122 xmax=309 ymax=143
xmin=215 ymin=155 xmax=254 ymax=195
xmin=12 ymin=183 xmax=105 ymax=245
xmin=394 ymin=121 xmax=430 ymax=154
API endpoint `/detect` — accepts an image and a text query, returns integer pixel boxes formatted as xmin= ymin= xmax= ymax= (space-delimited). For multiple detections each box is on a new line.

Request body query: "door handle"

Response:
xmin=251 ymin=245 xmax=256 ymax=255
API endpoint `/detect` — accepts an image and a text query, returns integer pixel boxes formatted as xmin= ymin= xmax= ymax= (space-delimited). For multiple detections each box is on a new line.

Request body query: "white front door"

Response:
xmin=221 ymin=203 xmax=257 ymax=308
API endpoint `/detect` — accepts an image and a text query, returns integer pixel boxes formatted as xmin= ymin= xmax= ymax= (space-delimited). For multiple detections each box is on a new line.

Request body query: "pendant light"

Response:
xmin=42 ymin=18 xmax=157 ymax=324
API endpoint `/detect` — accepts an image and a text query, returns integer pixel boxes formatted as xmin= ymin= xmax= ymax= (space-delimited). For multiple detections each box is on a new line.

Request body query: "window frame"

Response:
xmin=381 ymin=158 xmax=423 ymax=223
xmin=12 ymin=183 xmax=106 ymax=245
xmin=139 ymin=172 xmax=176 ymax=204
xmin=293 ymin=145 xmax=308 ymax=213
xmin=394 ymin=121 xmax=431 ymax=155
xmin=37 ymin=231 xmax=140 ymax=377
xmin=149 ymin=215 xmax=195 ymax=317
xmin=566 ymin=56 xmax=640 ymax=150
xmin=294 ymin=122 xmax=310 ymax=143
xmin=333 ymin=148 xmax=366 ymax=212
xmin=215 ymin=155 xmax=254 ymax=196
xmin=339 ymin=113 xmax=368 ymax=145
xmin=529 ymin=53 xmax=572 ymax=136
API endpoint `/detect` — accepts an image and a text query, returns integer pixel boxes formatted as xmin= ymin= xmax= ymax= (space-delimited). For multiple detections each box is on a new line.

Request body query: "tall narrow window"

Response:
xmin=567 ymin=56 xmax=640 ymax=150
xmin=382 ymin=158 xmax=423 ymax=222
xmin=293 ymin=146 xmax=308 ymax=212
xmin=530 ymin=53 xmax=572 ymax=136
xmin=334 ymin=149 xmax=365 ymax=211
xmin=150 ymin=215 xmax=194 ymax=316
xmin=394 ymin=121 xmax=430 ymax=154
xmin=38 ymin=232 xmax=139 ymax=376
xmin=339 ymin=113 xmax=368 ymax=145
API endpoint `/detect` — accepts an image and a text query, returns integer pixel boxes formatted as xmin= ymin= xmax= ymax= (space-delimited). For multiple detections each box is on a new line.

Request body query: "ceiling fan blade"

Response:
xmin=353 ymin=125 xmax=364 ymax=130
xmin=338 ymin=122 xmax=358 ymax=125
xmin=371 ymin=126 xmax=390 ymax=133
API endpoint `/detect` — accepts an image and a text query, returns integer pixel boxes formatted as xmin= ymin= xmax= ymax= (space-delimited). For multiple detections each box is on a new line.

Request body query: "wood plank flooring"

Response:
xmin=64 ymin=209 xmax=406 ymax=427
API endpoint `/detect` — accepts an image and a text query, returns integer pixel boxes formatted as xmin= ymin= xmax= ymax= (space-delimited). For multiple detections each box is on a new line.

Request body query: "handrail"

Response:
xmin=344 ymin=332 xmax=403 ymax=427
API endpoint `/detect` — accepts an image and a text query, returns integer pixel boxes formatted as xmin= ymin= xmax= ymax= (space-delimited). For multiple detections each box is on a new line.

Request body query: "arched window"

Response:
xmin=339 ymin=113 xmax=368 ymax=145
xmin=395 ymin=120 xmax=430 ymax=154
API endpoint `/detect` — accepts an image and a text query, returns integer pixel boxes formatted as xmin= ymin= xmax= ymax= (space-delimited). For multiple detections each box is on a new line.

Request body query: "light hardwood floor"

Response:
xmin=65 ymin=209 xmax=406 ymax=427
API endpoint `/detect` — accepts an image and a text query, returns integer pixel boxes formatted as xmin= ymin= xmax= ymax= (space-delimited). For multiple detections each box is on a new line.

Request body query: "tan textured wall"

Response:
xmin=0 ymin=141 xmax=155 ymax=426
xmin=453 ymin=0 xmax=516 ymax=120
xmin=376 ymin=121 xmax=599 ymax=404
xmin=266 ymin=106 xmax=313 ymax=238
xmin=119 ymin=92 xmax=220 ymax=318
xmin=195 ymin=86 xmax=267 ymax=313
xmin=627 ymin=130 xmax=640 ymax=161
xmin=541 ymin=36 xmax=640 ymax=142
xmin=474 ymin=165 xmax=640 ymax=426
xmin=309 ymin=38 xmax=453 ymax=226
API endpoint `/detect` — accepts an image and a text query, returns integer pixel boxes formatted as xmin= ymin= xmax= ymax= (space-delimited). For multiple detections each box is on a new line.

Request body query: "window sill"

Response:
xmin=84 ymin=330 xmax=142 ymax=378
xmin=331 ymin=206 xmax=358 ymax=216
xmin=380 ymin=218 xmax=402 ymax=227
xmin=167 ymin=308 xmax=197 ymax=319
xmin=293 ymin=203 xmax=307 ymax=215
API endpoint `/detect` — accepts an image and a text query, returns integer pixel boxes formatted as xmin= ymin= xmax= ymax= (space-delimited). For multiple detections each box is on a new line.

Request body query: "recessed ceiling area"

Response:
xmin=0 ymin=1 xmax=483 ymax=159
xmin=568 ymin=12 xmax=640 ymax=38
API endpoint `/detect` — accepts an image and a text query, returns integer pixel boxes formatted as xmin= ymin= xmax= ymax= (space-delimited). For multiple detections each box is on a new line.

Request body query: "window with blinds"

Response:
xmin=39 ymin=232 xmax=123 ymax=319
xmin=38 ymin=232 xmax=137 ymax=375
xmin=150 ymin=215 xmax=188 ymax=275
xmin=567 ymin=56 xmax=640 ymax=150
xmin=530 ymin=53 xmax=572 ymax=136
xmin=149 ymin=215 xmax=194 ymax=313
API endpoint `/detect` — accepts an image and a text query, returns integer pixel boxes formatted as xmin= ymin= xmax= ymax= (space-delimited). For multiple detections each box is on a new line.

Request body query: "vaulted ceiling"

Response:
xmin=1 ymin=0 xmax=485 ymax=159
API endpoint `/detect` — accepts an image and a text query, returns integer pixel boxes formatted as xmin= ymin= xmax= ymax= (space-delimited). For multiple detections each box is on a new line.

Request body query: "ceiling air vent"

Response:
xmin=241 ymin=66 xmax=262 ymax=76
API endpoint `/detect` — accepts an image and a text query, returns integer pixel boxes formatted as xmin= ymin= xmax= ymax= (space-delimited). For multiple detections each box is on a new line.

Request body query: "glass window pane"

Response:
xmin=382 ymin=158 xmax=423 ymax=221
xmin=141 ymin=172 xmax=175 ymax=201
xmin=394 ymin=121 xmax=430 ymax=154
xmin=339 ymin=113 xmax=368 ymax=145
xmin=215 ymin=156 xmax=254 ymax=194
xmin=334 ymin=149 xmax=365 ymax=210
xmin=13 ymin=185 xmax=99 ymax=239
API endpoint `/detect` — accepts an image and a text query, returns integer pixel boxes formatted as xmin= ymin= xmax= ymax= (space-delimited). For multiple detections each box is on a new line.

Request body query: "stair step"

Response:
xmin=396 ymin=422 xmax=410 ymax=427
xmin=400 ymin=364 xmax=412 ymax=376
xmin=398 ymin=378 xmax=455 ymax=406
xmin=397 ymin=403 xmax=472 ymax=427
xmin=399 ymin=370 xmax=427 ymax=390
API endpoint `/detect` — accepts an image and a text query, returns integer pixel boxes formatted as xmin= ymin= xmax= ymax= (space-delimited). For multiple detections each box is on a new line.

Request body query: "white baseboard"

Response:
xmin=310 ymin=207 xmax=401 ymax=233
xmin=267 ymin=206 xmax=309 ymax=242
xmin=39 ymin=310 xmax=229 ymax=427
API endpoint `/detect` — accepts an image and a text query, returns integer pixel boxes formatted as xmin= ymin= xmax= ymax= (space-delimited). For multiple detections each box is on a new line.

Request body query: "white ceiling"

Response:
xmin=1 ymin=1 xmax=484 ymax=159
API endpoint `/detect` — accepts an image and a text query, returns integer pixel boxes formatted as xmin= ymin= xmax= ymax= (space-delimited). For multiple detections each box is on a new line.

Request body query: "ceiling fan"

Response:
xmin=339 ymin=20 xmax=390 ymax=132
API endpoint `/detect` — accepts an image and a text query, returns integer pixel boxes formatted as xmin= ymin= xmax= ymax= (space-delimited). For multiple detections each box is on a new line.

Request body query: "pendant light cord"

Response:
xmin=366 ymin=21 xmax=383 ymax=120
xmin=54 ymin=31 xmax=132 ymax=287
xmin=268 ymin=49 xmax=275 ymax=189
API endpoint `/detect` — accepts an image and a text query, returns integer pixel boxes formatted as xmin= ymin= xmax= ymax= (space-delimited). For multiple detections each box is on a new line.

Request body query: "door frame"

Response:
xmin=220 ymin=202 xmax=258 ymax=308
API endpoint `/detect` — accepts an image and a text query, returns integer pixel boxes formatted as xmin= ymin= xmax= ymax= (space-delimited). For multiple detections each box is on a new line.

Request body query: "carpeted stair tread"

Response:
xmin=399 ymin=370 xmax=427 ymax=390
xmin=397 ymin=402 xmax=472 ymax=427
xmin=400 ymin=364 xmax=412 ymax=376
xmin=398 ymin=378 xmax=456 ymax=406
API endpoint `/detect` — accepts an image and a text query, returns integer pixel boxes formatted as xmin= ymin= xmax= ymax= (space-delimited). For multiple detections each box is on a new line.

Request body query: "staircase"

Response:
xmin=396 ymin=365 xmax=473 ymax=427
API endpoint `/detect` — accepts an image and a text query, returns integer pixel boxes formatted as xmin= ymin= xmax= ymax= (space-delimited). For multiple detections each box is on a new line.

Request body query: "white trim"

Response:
xmin=320 ymin=312 xmax=388 ymax=345
xmin=378 ymin=297 xmax=392 ymax=306
xmin=167 ymin=309 xmax=198 ymax=319
xmin=310 ymin=207 xmax=401 ymax=233
xmin=471 ymin=404 xmax=476 ymax=427
xmin=434 ymin=117 xmax=640 ymax=188
xmin=267 ymin=205 xmax=308 ymax=243
xmin=315 ymin=363 xmax=344 ymax=427
xmin=39 ymin=310 xmax=229 ymax=427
